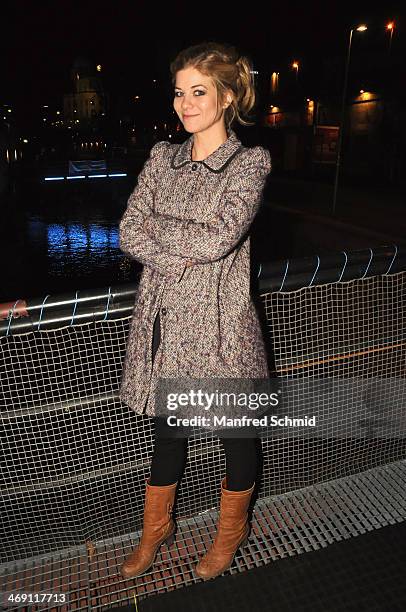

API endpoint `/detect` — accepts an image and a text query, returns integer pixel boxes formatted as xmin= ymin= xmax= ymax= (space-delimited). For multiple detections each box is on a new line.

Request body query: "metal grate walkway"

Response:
xmin=2 ymin=459 xmax=406 ymax=611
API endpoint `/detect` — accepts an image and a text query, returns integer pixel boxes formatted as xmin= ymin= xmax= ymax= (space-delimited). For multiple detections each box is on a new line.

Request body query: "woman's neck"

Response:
xmin=191 ymin=128 xmax=230 ymax=161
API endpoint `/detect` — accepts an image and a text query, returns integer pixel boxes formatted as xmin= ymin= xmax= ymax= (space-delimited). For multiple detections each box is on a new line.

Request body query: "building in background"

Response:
xmin=63 ymin=57 xmax=108 ymax=126
xmin=261 ymin=50 xmax=405 ymax=185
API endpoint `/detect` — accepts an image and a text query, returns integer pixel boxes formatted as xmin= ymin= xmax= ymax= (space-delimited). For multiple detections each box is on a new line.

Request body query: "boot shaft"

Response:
xmin=141 ymin=478 xmax=178 ymax=540
xmin=218 ymin=477 xmax=254 ymax=528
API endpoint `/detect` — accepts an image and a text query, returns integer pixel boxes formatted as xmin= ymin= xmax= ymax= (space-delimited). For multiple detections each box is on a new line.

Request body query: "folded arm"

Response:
xmin=143 ymin=147 xmax=272 ymax=263
xmin=119 ymin=141 xmax=189 ymax=282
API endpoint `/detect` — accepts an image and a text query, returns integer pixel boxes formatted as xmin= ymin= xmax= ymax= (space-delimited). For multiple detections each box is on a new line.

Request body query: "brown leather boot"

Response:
xmin=194 ymin=477 xmax=254 ymax=580
xmin=119 ymin=478 xmax=177 ymax=578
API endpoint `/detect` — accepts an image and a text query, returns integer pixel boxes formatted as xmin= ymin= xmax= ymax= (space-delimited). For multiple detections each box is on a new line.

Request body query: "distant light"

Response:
xmin=356 ymin=25 xmax=367 ymax=31
xmin=386 ymin=22 xmax=394 ymax=30
xmin=43 ymin=105 xmax=49 ymax=108
xmin=292 ymin=61 xmax=299 ymax=69
xmin=134 ymin=96 xmax=140 ymax=100
xmin=270 ymin=105 xmax=274 ymax=109
xmin=23 ymin=139 xmax=28 ymax=143
xmin=360 ymin=89 xmax=364 ymax=94
xmin=359 ymin=91 xmax=373 ymax=100
xmin=57 ymin=111 xmax=60 ymax=115
xmin=154 ymin=125 xmax=157 ymax=130
xmin=96 ymin=64 xmax=102 ymax=71
xmin=43 ymin=118 xmax=47 ymax=121
xmin=7 ymin=109 xmax=11 ymax=113
xmin=153 ymin=79 xmax=157 ymax=83
xmin=44 ymin=174 xmax=127 ymax=181
xmin=306 ymin=98 xmax=310 ymax=102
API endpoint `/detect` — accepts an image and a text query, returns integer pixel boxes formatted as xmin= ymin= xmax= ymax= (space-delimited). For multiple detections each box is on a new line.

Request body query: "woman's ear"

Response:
xmin=223 ymin=93 xmax=233 ymax=108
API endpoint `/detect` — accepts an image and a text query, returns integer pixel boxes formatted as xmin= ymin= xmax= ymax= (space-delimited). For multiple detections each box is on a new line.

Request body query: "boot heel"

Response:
xmin=165 ymin=533 xmax=176 ymax=548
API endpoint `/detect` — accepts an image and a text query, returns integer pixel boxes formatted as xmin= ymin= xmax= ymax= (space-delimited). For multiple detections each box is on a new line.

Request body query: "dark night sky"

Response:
xmin=2 ymin=1 xmax=404 ymax=114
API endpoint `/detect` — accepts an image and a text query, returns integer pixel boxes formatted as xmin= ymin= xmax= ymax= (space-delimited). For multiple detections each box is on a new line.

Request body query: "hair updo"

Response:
xmin=170 ymin=41 xmax=257 ymax=130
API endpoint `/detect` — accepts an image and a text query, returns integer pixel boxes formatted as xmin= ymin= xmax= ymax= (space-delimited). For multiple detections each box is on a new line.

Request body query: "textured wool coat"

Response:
xmin=118 ymin=128 xmax=272 ymax=416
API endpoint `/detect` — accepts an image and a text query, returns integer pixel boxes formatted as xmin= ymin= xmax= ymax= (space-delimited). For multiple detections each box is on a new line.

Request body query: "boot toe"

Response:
xmin=119 ymin=550 xmax=151 ymax=578
xmin=195 ymin=552 xmax=229 ymax=580
xmin=120 ymin=561 xmax=139 ymax=578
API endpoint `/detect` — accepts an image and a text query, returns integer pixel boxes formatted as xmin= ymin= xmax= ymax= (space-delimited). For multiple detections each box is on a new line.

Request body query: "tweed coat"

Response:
xmin=118 ymin=127 xmax=272 ymax=416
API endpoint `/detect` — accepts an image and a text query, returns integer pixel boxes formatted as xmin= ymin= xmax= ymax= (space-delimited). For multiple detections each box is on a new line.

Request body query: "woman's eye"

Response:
xmin=174 ymin=90 xmax=205 ymax=97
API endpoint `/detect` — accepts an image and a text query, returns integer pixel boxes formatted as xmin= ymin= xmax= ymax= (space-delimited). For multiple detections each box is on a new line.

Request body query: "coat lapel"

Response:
xmin=171 ymin=128 xmax=244 ymax=173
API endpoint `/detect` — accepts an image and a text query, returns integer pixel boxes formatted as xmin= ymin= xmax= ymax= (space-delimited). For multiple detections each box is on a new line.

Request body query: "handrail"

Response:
xmin=0 ymin=245 xmax=404 ymax=336
xmin=257 ymin=244 xmax=404 ymax=292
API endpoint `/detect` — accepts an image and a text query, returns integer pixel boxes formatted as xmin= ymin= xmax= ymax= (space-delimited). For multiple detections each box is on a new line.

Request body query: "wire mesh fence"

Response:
xmin=0 ymin=245 xmax=405 ymax=610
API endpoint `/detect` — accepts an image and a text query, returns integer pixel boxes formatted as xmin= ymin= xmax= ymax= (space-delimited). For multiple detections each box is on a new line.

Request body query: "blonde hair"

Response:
xmin=170 ymin=41 xmax=256 ymax=130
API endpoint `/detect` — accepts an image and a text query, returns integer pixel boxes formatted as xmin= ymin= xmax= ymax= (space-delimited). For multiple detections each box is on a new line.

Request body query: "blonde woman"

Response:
xmin=118 ymin=41 xmax=271 ymax=580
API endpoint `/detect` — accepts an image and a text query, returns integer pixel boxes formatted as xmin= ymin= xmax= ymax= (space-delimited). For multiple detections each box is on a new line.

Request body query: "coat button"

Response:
xmin=191 ymin=163 xmax=198 ymax=170
xmin=161 ymin=307 xmax=167 ymax=315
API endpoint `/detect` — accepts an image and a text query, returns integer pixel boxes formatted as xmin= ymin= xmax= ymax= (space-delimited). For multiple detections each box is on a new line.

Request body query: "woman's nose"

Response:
xmin=181 ymin=95 xmax=193 ymax=109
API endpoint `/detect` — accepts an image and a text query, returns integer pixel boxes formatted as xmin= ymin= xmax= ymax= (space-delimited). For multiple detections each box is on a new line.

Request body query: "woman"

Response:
xmin=118 ymin=41 xmax=271 ymax=581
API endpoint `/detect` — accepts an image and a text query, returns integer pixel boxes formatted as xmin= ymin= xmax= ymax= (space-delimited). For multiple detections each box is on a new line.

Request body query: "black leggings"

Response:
xmin=149 ymin=312 xmax=259 ymax=491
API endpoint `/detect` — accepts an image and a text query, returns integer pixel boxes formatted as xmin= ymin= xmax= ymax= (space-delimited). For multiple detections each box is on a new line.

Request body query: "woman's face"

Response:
xmin=173 ymin=66 xmax=231 ymax=134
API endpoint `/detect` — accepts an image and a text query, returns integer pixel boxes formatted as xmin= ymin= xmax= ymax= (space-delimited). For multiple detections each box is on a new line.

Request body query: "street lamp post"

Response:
xmin=383 ymin=22 xmax=395 ymax=182
xmin=332 ymin=24 xmax=367 ymax=215
xmin=387 ymin=21 xmax=395 ymax=57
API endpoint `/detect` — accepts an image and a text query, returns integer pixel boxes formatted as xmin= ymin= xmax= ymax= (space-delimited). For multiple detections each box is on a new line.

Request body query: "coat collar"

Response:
xmin=170 ymin=128 xmax=244 ymax=173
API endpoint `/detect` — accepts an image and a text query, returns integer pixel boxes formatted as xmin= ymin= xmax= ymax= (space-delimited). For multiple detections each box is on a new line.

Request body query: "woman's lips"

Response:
xmin=184 ymin=115 xmax=198 ymax=119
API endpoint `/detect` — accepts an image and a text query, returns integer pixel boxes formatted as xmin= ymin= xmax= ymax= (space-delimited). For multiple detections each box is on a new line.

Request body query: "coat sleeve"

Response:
xmin=143 ymin=146 xmax=271 ymax=263
xmin=119 ymin=141 xmax=188 ymax=282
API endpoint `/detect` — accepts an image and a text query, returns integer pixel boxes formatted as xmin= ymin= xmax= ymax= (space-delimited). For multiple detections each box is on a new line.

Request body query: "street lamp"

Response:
xmin=292 ymin=61 xmax=299 ymax=82
xmin=332 ymin=24 xmax=367 ymax=215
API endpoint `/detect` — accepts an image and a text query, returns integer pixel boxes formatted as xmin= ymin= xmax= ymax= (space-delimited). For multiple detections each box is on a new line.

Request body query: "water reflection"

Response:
xmin=0 ymin=178 xmax=141 ymax=302
xmin=47 ymin=223 xmax=119 ymax=255
xmin=45 ymin=222 xmax=119 ymax=276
